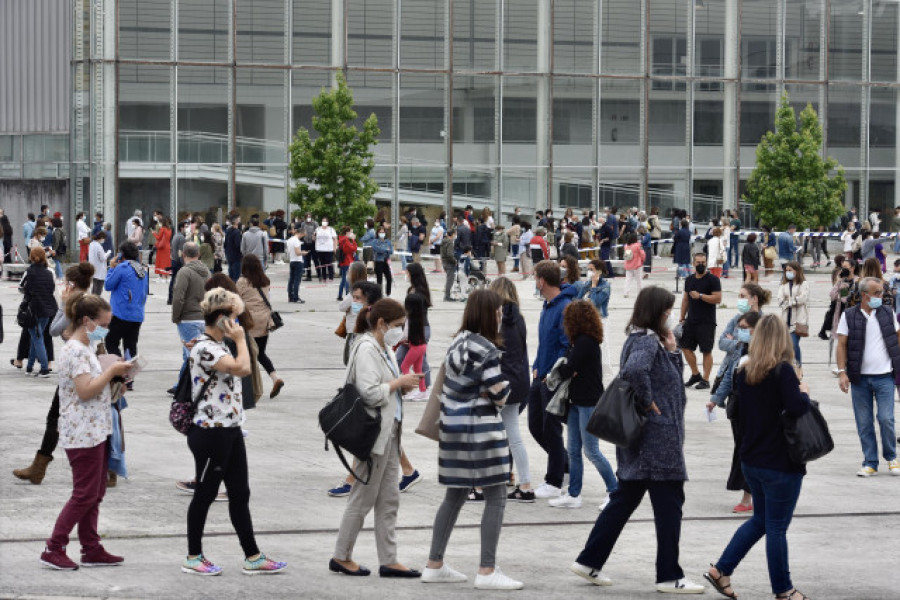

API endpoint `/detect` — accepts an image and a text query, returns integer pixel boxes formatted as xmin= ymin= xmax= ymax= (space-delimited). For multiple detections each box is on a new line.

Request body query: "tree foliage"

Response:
xmin=743 ymin=93 xmax=846 ymax=231
xmin=288 ymin=72 xmax=380 ymax=233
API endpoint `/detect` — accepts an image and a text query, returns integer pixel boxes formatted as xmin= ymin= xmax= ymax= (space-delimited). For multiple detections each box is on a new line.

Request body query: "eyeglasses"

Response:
xmin=867 ymin=290 xmax=884 ymax=297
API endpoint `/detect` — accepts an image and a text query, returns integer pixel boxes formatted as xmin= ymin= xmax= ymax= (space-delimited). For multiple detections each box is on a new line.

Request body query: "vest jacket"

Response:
xmin=845 ymin=304 xmax=900 ymax=384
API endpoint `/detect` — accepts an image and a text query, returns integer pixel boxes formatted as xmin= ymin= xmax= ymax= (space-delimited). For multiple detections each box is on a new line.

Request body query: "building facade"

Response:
xmin=1 ymin=0 xmax=898 ymax=237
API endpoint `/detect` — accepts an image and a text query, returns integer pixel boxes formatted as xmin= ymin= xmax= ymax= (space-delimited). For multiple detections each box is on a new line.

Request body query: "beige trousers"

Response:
xmin=333 ymin=423 xmax=401 ymax=565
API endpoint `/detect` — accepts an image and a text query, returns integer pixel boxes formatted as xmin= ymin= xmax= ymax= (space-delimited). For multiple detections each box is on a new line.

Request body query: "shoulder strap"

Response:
xmin=256 ymin=287 xmax=273 ymax=310
xmin=191 ymin=337 xmax=217 ymax=407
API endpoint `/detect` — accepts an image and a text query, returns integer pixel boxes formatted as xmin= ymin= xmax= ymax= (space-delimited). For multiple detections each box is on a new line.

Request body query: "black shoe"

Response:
xmin=378 ymin=565 xmax=421 ymax=578
xmin=337 ymin=296 xmax=343 ymax=302
xmin=684 ymin=373 xmax=702 ymax=388
xmin=297 ymin=298 xmax=305 ymax=304
xmin=818 ymin=331 xmax=829 ymax=340
xmin=467 ymin=488 xmax=484 ymax=502
xmin=507 ymin=486 xmax=535 ymax=503
xmin=329 ymin=558 xmax=370 ymax=576
xmin=166 ymin=386 xmax=177 ymax=396
xmin=695 ymin=379 xmax=711 ymax=390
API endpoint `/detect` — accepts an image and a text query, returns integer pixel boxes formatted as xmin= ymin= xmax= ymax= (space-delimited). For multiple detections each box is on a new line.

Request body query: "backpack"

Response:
xmin=169 ymin=356 xmax=213 ymax=435
xmin=335 ymin=240 xmax=344 ymax=264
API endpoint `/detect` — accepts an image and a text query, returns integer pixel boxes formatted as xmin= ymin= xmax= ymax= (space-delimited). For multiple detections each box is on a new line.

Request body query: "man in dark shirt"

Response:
xmin=224 ymin=214 xmax=244 ymax=282
xmin=679 ymin=252 xmax=722 ymax=389
xmin=454 ymin=214 xmax=473 ymax=274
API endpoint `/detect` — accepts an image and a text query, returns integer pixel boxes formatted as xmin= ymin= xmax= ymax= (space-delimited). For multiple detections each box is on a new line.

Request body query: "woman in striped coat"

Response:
xmin=421 ymin=289 xmax=522 ymax=590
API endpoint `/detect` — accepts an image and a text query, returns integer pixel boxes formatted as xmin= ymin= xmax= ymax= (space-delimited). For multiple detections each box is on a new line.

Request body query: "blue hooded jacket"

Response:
xmin=105 ymin=260 xmax=148 ymax=322
xmin=532 ymin=283 xmax=579 ymax=378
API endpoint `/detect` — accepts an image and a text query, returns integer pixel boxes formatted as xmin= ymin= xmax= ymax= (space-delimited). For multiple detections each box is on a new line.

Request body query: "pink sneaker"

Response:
xmin=732 ymin=503 xmax=753 ymax=514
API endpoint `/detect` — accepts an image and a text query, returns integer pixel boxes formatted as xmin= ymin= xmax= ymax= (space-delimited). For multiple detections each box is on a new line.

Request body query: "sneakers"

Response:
xmin=474 ymin=567 xmax=524 ymax=590
xmin=421 ymin=563 xmax=468 ymax=583
xmin=889 ymin=460 xmax=900 ymax=475
xmin=549 ymin=493 xmax=582 ymax=509
xmin=399 ymin=470 xmax=422 ymax=492
xmin=175 ymin=480 xmax=196 ymax=494
xmin=694 ymin=379 xmax=711 ymax=390
xmin=656 ymin=578 xmax=706 ymax=594
xmin=80 ymin=546 xmax=124 ymax=567
xmin=732 ymin=502 xmax=753 ymax=513
xmin=684 ymin=373 xmax=702 ymax=388
xmin=507 ymin=486 xmax=535 ymax=503
xmin=598 ymin=495 xmax=611 ymax=511
xmin=328 ymin=482 xmax=352 ymax=497
xmin=242 ymin=553 xmax=287 ymax=575
xmin=182 ymin=554 xmax=223 ymax=576
xmin=533 ymin=482 xmax=562 ymax=499
xmin=857 ymin=466 xmax=877 ymax=477
xmin=467 ymin=488 xmax=484 ymax=502
xmin=40 ymin=546 xmax=78 ymax=570
xmin=37 ymin=369 xmax=51 ymax=378
xmin=569 ymin=562 xmax=612 ymax=586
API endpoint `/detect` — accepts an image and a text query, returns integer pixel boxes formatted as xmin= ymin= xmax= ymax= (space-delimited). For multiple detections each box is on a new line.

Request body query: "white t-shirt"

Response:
xmin=76 ymin=219 xmax=91 ymax=241
xmin=286 ymin=236 xmax=304 ymax=262
xmin=430 ymin=224 xmax=444 ymax=249
xmin=842 ymin=231 xmax=854 ymax=253
xmin=57 ymin=340 xmax=112 ymax=449
xmin=190 ymin=335 xmax=244 ymax=428
xmin=837 ymin=308 xmax=900 ymax=375
xmin=315 ymin=226 xmax=336 ymax=252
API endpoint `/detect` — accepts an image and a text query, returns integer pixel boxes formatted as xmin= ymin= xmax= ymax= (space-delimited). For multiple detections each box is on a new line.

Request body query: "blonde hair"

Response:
xmin=489 ymin=276 xmax=520 ymax=306
xmin=200 ymin=287 xmax=245 ymax=318
xmin=740 ymin=314 xmax=794 ymax=385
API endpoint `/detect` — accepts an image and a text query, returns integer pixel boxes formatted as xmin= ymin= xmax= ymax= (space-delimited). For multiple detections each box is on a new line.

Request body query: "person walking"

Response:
xmin=210 ymin=222 xmax=225 ymax=273
xmin=331 ymin=299 xmax=422 ymax=579
xmin=236 ymin=254 xmax=285 ymax=399
xmin=777 ymin=225 xmax=798 ymax=268
xmin=550 ymin=300 xmax=618 ymax=511
xmin=705 ymin=315 xmax=813 ymax=600
xmin=21 ymin=247 xmax=58 ymax=377
xmin=777 ymin=262 xmax=809 ymax=369
xmin=224 ymin=215 xmax=243 ymax=282
xmin=570 ymin=286 xmax=705 ymax=594
xmin=835 ymin=276 xmax=900 ymax=477
xmin=622 ymin=232 xmax=646 ymax=298
xmin=285 ymin=226 xmax=307 ymax=304
xmin=371 ymin=225 xmax=394 ymax=296
xmin=492 ymin=224 xmax=509 ymax=276
xmin=395 ymin=262 xmax=433 ymax=392
xmin=441 ymin=228 xmax=458 ymax=301
xmin=88 ymin=232 xmax=108 ymax=296
xmin=103 ymin=242 xmax=148 ymax=360
xmin=169 ymin=242 xmax=210 ymax=395
xmin=240 ymin=217 xmax=267 ymax=268
xmin=680 ymin=253 xmax=723 ymax=389
xmin=181 ymin=288 xmax=286 ymax=576
xmin=337 ymin=226 xmax=358 ymax=301
xmin=672 ymin=219 xmax=693 ymax=279
xmin=153 ymin=217 xmax=172 ymax=281
xmin=741 ymin=232 xmax=761 ymax=283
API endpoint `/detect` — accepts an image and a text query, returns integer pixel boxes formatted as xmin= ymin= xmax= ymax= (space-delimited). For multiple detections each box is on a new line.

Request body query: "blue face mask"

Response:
xmin=736 ymin=298 xmax=751 ymax=314
xmin=350 ymin=301 xmax=364 ymax=315
xmin=785 ymin=271 xmax=795 ymax=281
xmin=88 ymin=323 xmax=109 ymax=343
xmin=736 ymin=328 xmax=751 ymax=343
xmin=869 ymin=297 xmax=883 ymax=310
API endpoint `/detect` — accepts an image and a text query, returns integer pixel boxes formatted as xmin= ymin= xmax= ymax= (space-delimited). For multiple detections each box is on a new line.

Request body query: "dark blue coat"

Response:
xmin=672 ymin=226 xmax=693 ymax=265
xmin=498 ymin=302 xmax=529 ymax=404
xmin=224 ymin=226 xmax=242 ymax=263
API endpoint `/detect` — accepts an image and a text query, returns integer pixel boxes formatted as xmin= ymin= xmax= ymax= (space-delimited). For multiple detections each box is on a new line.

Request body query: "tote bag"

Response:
xmin=415 ymin=362 xmax=446 ymax=442
xmin=782 ymin=400 xmax=834 ymax=464
xmin=586 ymin=375 xmax=646 ymax=449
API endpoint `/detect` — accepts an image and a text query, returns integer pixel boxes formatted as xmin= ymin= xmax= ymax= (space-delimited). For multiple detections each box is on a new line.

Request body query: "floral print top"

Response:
xmin=57 ymin=339 xmax=112 ymax=449
xmin=190 ymin=335 xmax=243 ymax=428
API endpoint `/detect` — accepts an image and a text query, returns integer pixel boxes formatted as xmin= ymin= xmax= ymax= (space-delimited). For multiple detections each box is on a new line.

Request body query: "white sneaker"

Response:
xmin=421 ymin=564 xmax=467 ymax=583
xmin=857 ymin=466 xmax=877 ymax=477
xmin=533 ymin=482 xmax=562 ymax=499
xmin=569 ymin=562 xmax=612 ymax=586
xmin=549 ymin=493 xmax=582 ymax=509
xmin=474 ymin=567 xmax=523 ymax=590
xmin=598 ymin=495 xmax=611 ymax=511
xmin=656 ymin=578 xmax=706 ymax=594
xmin=888 ymin=460 xmax=900 ymax=475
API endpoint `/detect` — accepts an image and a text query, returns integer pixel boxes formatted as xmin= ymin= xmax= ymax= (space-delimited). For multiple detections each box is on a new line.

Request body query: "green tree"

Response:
xmin=288 ymin=72 xmax=380 ymax=233
xmin=743 ymin=93 xmax=846 ymax=231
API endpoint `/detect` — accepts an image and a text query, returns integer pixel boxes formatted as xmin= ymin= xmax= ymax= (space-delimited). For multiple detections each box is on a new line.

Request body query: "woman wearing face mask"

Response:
xmin=371 ymin=226 xmax=394 ymax=296
xmin=314 ymin=217 xmax=338 ymax=282
xmin=336 ymin=227 xmax=359 ymax=301
xmin=20 ymin=247 xmax=59 ymax=377
xmin=777 ymin=262 xmax=809 ymax=370
xmin=337 ymin=262 xmax=370 ymax=349
xmin=331 ymin=299 xmax=421 ymax=578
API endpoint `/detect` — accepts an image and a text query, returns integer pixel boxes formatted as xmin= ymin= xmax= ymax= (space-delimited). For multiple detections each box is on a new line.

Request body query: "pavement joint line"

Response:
xmin=3 ymin=510 xmax=897 ymax=545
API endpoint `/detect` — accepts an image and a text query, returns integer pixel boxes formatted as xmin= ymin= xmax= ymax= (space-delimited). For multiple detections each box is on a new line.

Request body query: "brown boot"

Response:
xmin=107 ymin=470 xmax=117 ymax=488
xmin=12 ymin=452 xmax=53 ymax=485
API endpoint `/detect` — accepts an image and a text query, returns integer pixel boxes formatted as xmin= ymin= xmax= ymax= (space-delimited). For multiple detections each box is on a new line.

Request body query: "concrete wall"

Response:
xmin=0 ymin=180 xmax=70 ymax=257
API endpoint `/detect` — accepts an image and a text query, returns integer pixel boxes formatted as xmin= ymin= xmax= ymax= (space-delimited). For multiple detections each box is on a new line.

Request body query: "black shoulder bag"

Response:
xmin=169 ymin=361 xmax=214 ymax=435
xmin=256 ymin=287 xmax=283 ymax=331
xmin=586 ymin=335 xmax=649 ymax=449
xmin=779 ymin=361 xmax=834 ymax=464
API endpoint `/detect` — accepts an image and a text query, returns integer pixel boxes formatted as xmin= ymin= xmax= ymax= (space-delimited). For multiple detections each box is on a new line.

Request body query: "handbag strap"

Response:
xmin=334 ymin=445 xmax=371 ymax=485
xmin=190 ymin=337 xmax=217 ymax=408
xmin=256 ymin=287 xmax=273 ymax=311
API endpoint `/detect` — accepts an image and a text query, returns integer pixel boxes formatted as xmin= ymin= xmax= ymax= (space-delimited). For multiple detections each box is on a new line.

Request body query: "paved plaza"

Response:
xmin=1 ymin=260 xmax=897 ymax=599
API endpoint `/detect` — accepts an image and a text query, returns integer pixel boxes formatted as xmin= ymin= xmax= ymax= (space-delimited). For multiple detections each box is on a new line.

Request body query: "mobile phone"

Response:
xmin=215 ymin=315 xmax=231 ymax=331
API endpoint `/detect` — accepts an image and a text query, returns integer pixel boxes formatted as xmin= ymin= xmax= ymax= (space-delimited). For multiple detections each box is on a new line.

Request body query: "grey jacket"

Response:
xmin=346 ymin=333 xmax=402 ymax=456
xmin=171 ymin=260 xmax=210 ymax=323
xmin=240 ymin=227 xmax=267 ymax=263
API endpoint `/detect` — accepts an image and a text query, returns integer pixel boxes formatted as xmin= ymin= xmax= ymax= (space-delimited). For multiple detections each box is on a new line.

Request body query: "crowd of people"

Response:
xmin=6 ymin=200 xmax=900 ymax=600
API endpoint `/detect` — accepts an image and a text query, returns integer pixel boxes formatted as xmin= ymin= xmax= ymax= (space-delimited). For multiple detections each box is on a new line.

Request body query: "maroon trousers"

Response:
xmin=47 ymin=440 xmax=109 ymax=552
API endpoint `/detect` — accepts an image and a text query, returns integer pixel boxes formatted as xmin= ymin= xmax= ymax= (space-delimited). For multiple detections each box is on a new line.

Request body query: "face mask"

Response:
xmin=695 ymin=263 xmax=706 ymax=275
xmin=87 ymin=322 xmax=109 ymax=343
xmin=383 ymin=325 xmax=404 ymax=347
xmin=306 ymin=218 xmax=311 ymax=223
xmin=322 ymin=221 xmax=328 ymax=227
xmin=869 ymin=297 xmax=883 ymax=310
xmin=348 ymin=232 xmax=355 ymax=239
xmin=785 ymin=271 xmax=795 ymax=280
xmin=350 ymin=301 xmax=363 ymax=315
xmin=736 ymin=328 xmax=751 ymax=344
xmin=378 ymin=232 xmax=386 ymax=239
xmin=736 ymin=298 xmax=751 ymax=314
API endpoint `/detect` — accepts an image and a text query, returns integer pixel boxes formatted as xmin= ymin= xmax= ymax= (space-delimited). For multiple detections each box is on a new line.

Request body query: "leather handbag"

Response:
xmin=335 ymin=315 xmax=347 ymax=338
xmin=415 ymin=362 xmax=446 ymax=442
xmin=782 ymin=400 xmax=834 ymax=464
xmin=256 ymin=287 xmax=283 ymax=331
xmin=16 ymin=299 xmax=36 ymax=328
xmin=794 ymin=323 xmax=809 ymax=337
xmin=586 ymin=375 xmax=647 ymax=449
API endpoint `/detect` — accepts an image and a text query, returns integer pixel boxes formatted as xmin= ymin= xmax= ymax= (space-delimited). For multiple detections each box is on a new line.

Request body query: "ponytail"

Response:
xmin=64 ymin=293 xmax=110 ymax=335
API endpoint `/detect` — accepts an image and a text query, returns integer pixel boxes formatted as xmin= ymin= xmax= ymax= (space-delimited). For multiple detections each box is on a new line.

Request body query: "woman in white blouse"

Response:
xmin=314 ymin=217 xmax=338 ymax=282
xmin=88 ymin=231 xmax=108 ymax=295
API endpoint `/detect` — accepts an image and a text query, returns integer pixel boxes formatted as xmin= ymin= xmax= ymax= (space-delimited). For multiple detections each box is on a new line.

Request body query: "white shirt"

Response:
xmin=57 ymin=339 xmax=112 ymax=449
xmin=88 ymin=240 xmax=108 ymax=280
xmin=190 ymin=336 xmax=244 ymax=428
xmin=314 ymin=226 xmax=336 ymax=252
xmin=837 ymin=308 xmax=900 ymax=375
xmin=842 ymin=231 xmax=854 ymax=252
xmin=76 ymin=219 xmax=91 ymax=241
xmin=430 ymin=224 xmax=444 ymax=248
xmin=286 ymin=236 xmax=304 ymax=262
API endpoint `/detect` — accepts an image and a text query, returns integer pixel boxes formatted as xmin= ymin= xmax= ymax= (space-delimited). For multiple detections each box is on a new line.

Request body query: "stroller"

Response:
xmin=450 ymin=259 xmax=490 ymax=302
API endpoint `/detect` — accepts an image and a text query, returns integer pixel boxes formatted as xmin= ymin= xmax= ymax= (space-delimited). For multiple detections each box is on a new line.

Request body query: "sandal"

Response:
xmin=776 ymin=590 xmax=810 ymax=600
xmin=703 ymin=564 xmax=737 ymax=599
xmin=10 ymin=359 xmax=22 ymax=369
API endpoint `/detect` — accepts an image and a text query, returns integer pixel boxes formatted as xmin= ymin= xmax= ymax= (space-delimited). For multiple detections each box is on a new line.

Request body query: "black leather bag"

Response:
xmin=16 ymin=299 xmax=36 ymax=328
xmin=586 ymin=375 xmax=647 ymax=449
xmin=319 ymin=382 xmax=381 ymax=485
xmin=782 ymin=400 xmax=834 ymax=464
xmin=256 ymin=288 xmax=283 ymax=331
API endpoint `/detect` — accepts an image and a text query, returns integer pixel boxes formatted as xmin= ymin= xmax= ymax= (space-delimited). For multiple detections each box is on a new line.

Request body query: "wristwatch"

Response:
xmin=836 ymin=368 xmax=846 ymax=374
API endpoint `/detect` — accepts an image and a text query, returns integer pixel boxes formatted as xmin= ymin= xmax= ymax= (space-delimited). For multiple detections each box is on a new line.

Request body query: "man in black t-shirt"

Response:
xmin=679 ymin=252 xmax=722 ymax=389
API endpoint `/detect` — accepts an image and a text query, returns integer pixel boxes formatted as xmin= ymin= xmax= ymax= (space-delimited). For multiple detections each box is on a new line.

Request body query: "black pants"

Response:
xmin=302 ymin=242 xmax=317 ymax=279
xmin=17 ymin=324 xmax=54 ymax=362
xmin=213 ymin=258 xmax=223 ymax=273
xmin=374 ymin=260 xmax=392 ymax=296
xmin=726 ymin=417 xmax=750 ymax=493
xmin=39 ymin=387 xmax=61 ymax=457
xmin=253 ymin=335 xmax=275 ymax=375
xmin=91 ymin=279 xmax=104 ymax=295
xmin=104 ymin=315 xmax=142 ymax=357
xmin=576 ymin=479 xmax=686 ymax=583
xmin=820 ymin=300 xmax=837 ymax=335
xmin=186 ymin=426 xmax=258 ymax=558
xmin=527 ymin=380 xmax=567 ymax=488
xmin=168 ymin=259 xmax=183 ymax=304
xmin=317 ymin=251 xmax=334 ymax=281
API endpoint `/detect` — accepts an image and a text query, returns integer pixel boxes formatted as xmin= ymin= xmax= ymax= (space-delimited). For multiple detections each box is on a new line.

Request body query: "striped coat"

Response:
xmin=438 ymin=331 xmax=511 ymax=488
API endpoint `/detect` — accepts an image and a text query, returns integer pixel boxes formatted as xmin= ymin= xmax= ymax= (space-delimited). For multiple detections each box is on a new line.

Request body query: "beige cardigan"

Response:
xmin=236 ymin=278 xmax=272 ymax=338
xmin=778 ymin=280 xmax=810 ymax=330
xmin=347 ymin=333 xmax=401 ymax=456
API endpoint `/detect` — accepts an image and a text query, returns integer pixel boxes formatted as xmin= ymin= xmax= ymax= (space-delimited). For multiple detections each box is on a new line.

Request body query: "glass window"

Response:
xmin=785 ymin=0 xmax=821 ymax=80
xmin=740 ymin=92 xmax=777 ymax=146
xmin=236 ymin=0 xmax=286 ymax=64
xmin=177 ymin=176 xmax=228 ymax=222
xmin=401 ymin=0 xmax=444 ymax=69
xmin=0 ymin=135 xmax=20 ymax=162
xmin=827 ymin=84 xmax=862 ymax=150
xmin=177 ymin=67 xmax=230 ymax=164
xmin=649 ymin=0 xmax=688 ymax=85
xmin=600 ymin=78 xmax=641 ymax=167
xmin=452 ymin=0 xmax=497 ymax=71
xmin=829 ymin=4 xmax=863 ymax=81
xmin=344 ymin=70 xmax=394 ymax=163
xmin=502 ymin=76 xmax=540 ymax=165
xmin=554 ymin=168 xmax=594 ymax=209
xmin=293 ymin=0 xmax=331 ymax=65
xmin=503 ymin=0 xmax=538 ymax=72
xmin=648 ymin=93 xmax=686 ymax=147
xmin=871 ymin=1 xmax=899 ymax=83
xmin=119 ymin=0 xmax=171 ymax=60
xmin=694 ymin=83 xmax=724 ymax=148
xmin=502 ymin=169 xmax=542 ymax=206
xmin=553 ymin=77 xmax=593 ymax=169
xmin=235 ymin=69 xmax=286 ymax=168
xmin=347 ymin=0 xmax=394 ymax=68
xmin=452 ymin=75 xmax=497 ymax=154
xmin=178 ymin=0 xmax=230 ymax=62
xmin=399 ymin=74 xmax=446 ymax=164
xmin=23 ymin=134 xmax=69 ymax=162
xmin=399 ymin=166 xmax=445 ymax=195
xmin=291 ymin=70 xmax=332 ymax=140
xmin=119 ymin=64 xmax=171 ymax=163
xmin=554 ymin=0 xmax=595 ymax=74
xmin=120 ymin=179 xmax=171 ymax=227
xmin=455 ymin=168 xmax=494 ymax=202
xmin=870 ymin=87 xmax=897 ymax=162
xmin=694 ymin=1 xmax=725 ymax=79
xmin=741 ymin=0 xmax=778 ymax=85
xmin=600 ymin=0 xmax=642 ymax=75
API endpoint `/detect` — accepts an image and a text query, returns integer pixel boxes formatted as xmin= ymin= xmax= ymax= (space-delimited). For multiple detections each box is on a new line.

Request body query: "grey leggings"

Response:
xmin=429 ymin=484 xmax=507 ymax=568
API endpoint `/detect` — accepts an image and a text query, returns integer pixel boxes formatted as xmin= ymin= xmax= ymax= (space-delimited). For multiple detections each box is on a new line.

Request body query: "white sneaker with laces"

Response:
xmin=533 ymin=482 xmax=562 ymax=499
xmin=421 ymin=564 xmax=467 ymax=583
xmin=569 ymin=562 xmax=612 ymax=586
xmin=857 ymin=466 xmax=877 ymax=477
xmin=598 ymin=495 xmax=611 ymax=511
xmin=888 ymin=459 xmax=900 ymax=475
xmin=474 ymin=567 xmax=523 ymax=590
xmin=549 ymin=493 xmax=582 ymax=509
xmin=656 ymin=578 xmax=706 ymax=594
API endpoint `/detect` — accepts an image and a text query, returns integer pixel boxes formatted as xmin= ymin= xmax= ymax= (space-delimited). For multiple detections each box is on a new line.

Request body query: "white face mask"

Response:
xmin=322 ymin=221 xmax=328 ymax=227
xmin=383 ymin=325 xmax=404 ymax=347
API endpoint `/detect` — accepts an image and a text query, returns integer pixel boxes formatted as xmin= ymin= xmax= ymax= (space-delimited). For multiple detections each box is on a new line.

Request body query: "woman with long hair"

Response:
xmin=88 ymin=231 xmax=108 ymax=295
xmin=562 ymin=255 xmax=581 ymax=286
xmin=705 ymin=315 xmax=812 ymax=600
xmin=153 ymin=216 xmax=172 ymax=280
xmin=337 ymin=226 xmax=359 ymax=301
xmin=103 ymin=241 xmax=148 ymax=360
xmin=211 ymin=222 xmax=225 ymax=273
xmin=422 ymin=289 xmax=522 ymax=590
xmin=371 ymin=225 xmax=394 ymax=295
xmin=395 ymin=262 xmax=432 ymax=390
xmin=21 ymin=247 xmax=58 ymax=377
xmin=236 ymin=254 xmax=284 ymax=398
xmin=0 ymin=213 xmax=14 ymax=262
xmin=777 ymin=262 xmax=809 ymax=369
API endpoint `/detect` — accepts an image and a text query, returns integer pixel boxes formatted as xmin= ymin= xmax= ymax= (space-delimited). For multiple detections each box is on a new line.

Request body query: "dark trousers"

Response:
xmin=187 ymin=427 xmax=258 ymax=558
xmin=576 ymin=479 xmax=686 ymax=583
xmin=39 ymin=387 xmax=61 ymax=457
xmin=227 ymin=258 xmax=240 ymax=282
xmin=600 ymin=245 xmax=613 ymax=278
xmin=104 ymin=315 xmax=142 ymax=358
xmin=374 ymin=260 xmax=392 ymax=296
xmin=317 ymin=250 xmax=334 ymax=280
xmin=253 ymin=335 xmax=275 ymax=374
xmin=47 ymin=440 xmax=109 ymax=552
xmin=820 ymin=300 xmax=837 ymax=335
xmin=527 ymin=380 xmax=567 ymax=488
xmin=213 ymin=258 xmax=223 ymax=273
xmin=287 ymin=261 xmax=303 ymax=301
xmin=91 ymin=279 xmax=104 ymax=296
xmin=168 ymin=259 xmax=183 ymax=303
xmin=17 ymin=320 xmax=54 ymax=362
xmin=302 ymin=242 xmax=317 ymax=279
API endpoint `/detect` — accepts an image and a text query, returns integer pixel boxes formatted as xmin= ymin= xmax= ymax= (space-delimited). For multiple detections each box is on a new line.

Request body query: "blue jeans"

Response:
xmin=227 ymin=259 xmax=240 ymax=283
xmin=337 ymin=264 xmax=350 ymax=299
xmin=850 ymin=374 xmax=897 ymax=469
xmin=288 ymin=261 xmax=303 ymax=301
xmin=53 ymin=258 xmax=63 ymax=279
xmin=715 ymin=464 xmax=803 ymax=595
xmin=894 ymin=236 xmax=900 ymax=254
xmin=174 ymin=321 xmax=205 ymax=386
xmin=790 ymin=331 xmax=802 ymax=366
xmin=729 ymin=233 xmax=740 ymax=267
xmin=27 ymin=317 xmax=49 ymax=372
xmin=566 ymin=405 xmax=618 ymax=497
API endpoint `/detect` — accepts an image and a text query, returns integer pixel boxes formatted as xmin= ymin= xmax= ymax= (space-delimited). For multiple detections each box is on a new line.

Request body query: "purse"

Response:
xmin=257 ymin=288 xmax=283 ymax=331
xmin=169 ymin=361 xmax=214 ymax=435
xmin=335 ymin=315 xmax=347 ymax=338
xmin=586 ymin=375 xmax=647 ymax=449
xmin=782 ymin=400 xmax=834 ymax=463
xmin=794 ymin=323 xmax=809 ymax=337
xmin=764 ymin=246 xmax=777 ymax=260
xmin=415 ymin=362 xmax=446 ymax=442
xmin=16 ymin=299 xmax=36 ymax=328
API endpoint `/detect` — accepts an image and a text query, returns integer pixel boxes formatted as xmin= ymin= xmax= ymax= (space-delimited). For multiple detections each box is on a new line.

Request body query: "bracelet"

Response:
xmin=836 ymin=368 xmax=846 ymax=374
